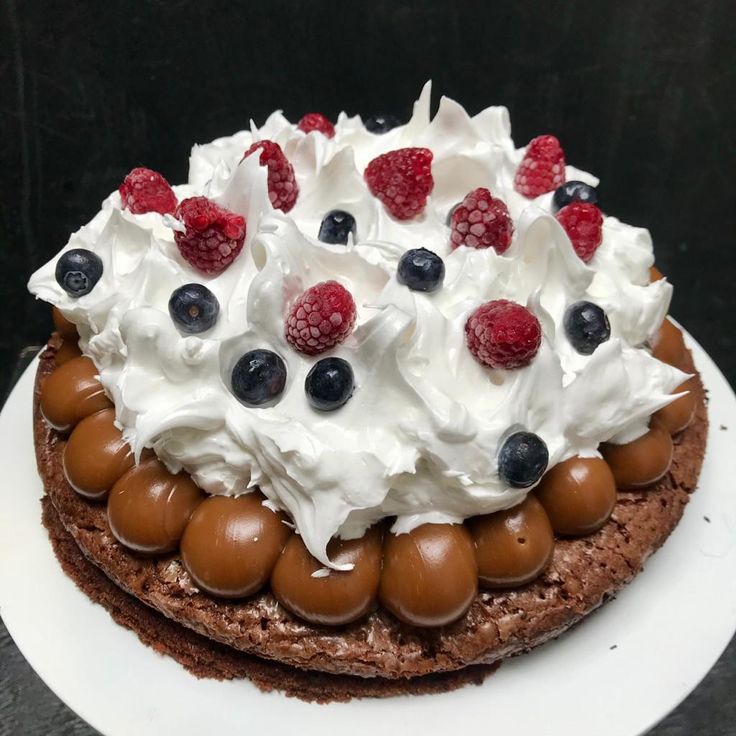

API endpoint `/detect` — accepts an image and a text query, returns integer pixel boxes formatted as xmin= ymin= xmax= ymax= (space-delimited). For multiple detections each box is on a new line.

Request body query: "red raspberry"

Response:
xmin=364 ymin=147 xmax=433 ymax=220
xmin=450 ymin=188 xmax=514 ymax=253
xmin=513 ymin=135 xmax=566 ymax=198
xmin=243 ymin=140 xmax=299 ymax=213
xmin=285 ymin=281 xmax=356 ymax=355
xmin=555 ymin=202 xmax=603 ymax=263
xmin=297 ymin=112 xmax=335 ymax=138
xmin=174 ymin=197 xmax=246 ymax=275
xmin=465 ymin=299 xmax=541 ymax=369
xmin=119 ymin=167 xmax=177 ymax=215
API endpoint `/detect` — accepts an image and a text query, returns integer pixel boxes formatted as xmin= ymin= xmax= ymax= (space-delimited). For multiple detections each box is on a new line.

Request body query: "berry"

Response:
xmin=465 ymin=300 xmax=541 ymax=369
xmin=168 ymin=283 xmax=220 ymax=335
xmin=305 ymin=357 xmax=355 ymax=411
xmin=514 ymin=135 xmax=566 ymax=198
xmin=552 ymin=180 xmax=599 ymax=214
xmin=285 ymin=281 xmax=356 ymax=355
xmin=397 ymin=248 xmax=445 ymax=292
xmin=498 ymin=431 xmax=549 ymax=488
xmin=450 ymin=188 xmax=514 ymax=253
xmin=243 ymin=140 xmax=298 ymax=213
xmin=318 ymin=210 xmax=356 ymax=245
xmin=231 ymin=349 xmax=287 ymax=406
xmin=564 ymin=301 xmax=611 ymax=355
xmin=556 ymin=202 xmax=603 ymax=263
xmin=364 ymin=147 xmax=433 ymax=220
xmin=173 ymin=197 xmax=246 ymax=275
xmin=55 ymin=249 xmax=103 ymax=297
xmin=364 ymin=113 xmax=402 ymax=134
xmin=297 ymin=113 xmax=335 ymax=138
xmin=118 ymin=167 xmax=177 ymax=215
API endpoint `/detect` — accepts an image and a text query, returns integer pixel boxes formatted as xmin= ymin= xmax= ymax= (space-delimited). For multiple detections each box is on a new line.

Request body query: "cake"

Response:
xmin=27 ymin=83 xmax=707 ymax=700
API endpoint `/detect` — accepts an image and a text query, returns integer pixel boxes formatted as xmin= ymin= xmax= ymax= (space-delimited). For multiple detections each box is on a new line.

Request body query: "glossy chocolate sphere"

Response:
xmin=600 ymin=423 xmax=673 ymax=489
xmin=653 ymin=380 xmax=696 ymax=435
xmin=55 ymin=339 xmax=83 ymax=366
xmin=469 ymin=496 xmax=554 ymax=587
xmin=535 ymin=456 xmax=617 ymax=536
xmin=649 ymin=265 xmax=664 ymax=283
xmin=651 ymin=318 xmax=686 ymax=369
xmin=181 ymin=493 xmax=290 ymax=598
xmin=379 ymin=523 xmax=477 ymax=627
xmin=271 ymin=526 xmax=383 ymax=625
xmin=52 ymin=306 xmax=78 ymax=340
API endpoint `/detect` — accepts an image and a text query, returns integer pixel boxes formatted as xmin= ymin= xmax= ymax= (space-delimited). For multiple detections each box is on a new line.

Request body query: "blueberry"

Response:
xmin=552 ymin=181 xmax=599 ymax=213
xmin=231 ymin=349 xmax=287 ymax=406
xmin=168 ymin=283 xmax=219 ymax=334
xmin=55 ymin=248 xmax=103 ymax=297
xmin=397 ymin=248 xmax=445 ymax=292
xmin=305 ymin=357 xmax=354 ymax=411
xmin=364 ymin=113 xmax=402 ymax=134
xmin=498 ymin=431 xmax=549 ymax=488
xmin=564 ymin=301 xmax=611 ymax=355
xmin=318 ymin=210 xmax=357 ymax=245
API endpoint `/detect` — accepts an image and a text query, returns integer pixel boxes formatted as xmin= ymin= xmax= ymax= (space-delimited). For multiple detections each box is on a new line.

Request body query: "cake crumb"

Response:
xmin=704 ymin=515 xmax=711 ymax=523
xmin=609 ymin=644 xmax=618 ymax=650
xmin=720 ymin=424 xmax=728 ymax=431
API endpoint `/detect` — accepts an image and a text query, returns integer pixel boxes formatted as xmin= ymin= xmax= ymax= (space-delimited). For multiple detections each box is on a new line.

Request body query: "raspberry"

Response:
xmin=555 ymin=202 xmax=603 ymax=263
xmin=119 ymin=167 xmax=177 ymax=215
xmin=285 ymin=281 xmax=356 ymax=355
xmin=364 ymin=147 xmax=433 ymax=220
xmin=297 ymin=112 xmax=335 ymax=138
xmin=513 ymin=135 xmax=566 ymax=198
xmin=173 ymin=197 xmax=246 ymax=275
xmin=244 ymin=141 xmax=299 ymax=213
xmin=450 ymin=188 xmax=514 ymax=253
xmin=465 ymin=299 xmax=541 ymax=369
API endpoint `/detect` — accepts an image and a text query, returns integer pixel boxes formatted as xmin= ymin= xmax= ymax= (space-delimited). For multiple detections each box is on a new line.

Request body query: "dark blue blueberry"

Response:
xmin=498 ymin=431 xmax=549 ymax=488
xmin=168 ymin=283 xmax=220 ymax=335
xmin=364 ymin=113 xmax=402 ymax=134
xmin=55 ymin=248 xmax=103 ymax=297
xmin=397 ymin=248 xmax=445 ymax=292
xmin=552 ymin=181 xmax=599 ymax=213
xmin=564 ymin=301 xmax=611 ymax=355
xmin=318 ymin=210 xmax=357 ymax=245
xmin=231 ymin=349 xmax=287 ymax=406
xmin=305 ymin=357 xmax=354 ymax=411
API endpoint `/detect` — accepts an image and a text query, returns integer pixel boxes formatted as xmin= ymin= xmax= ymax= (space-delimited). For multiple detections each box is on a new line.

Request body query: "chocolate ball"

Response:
xmin=181 ymin=493 xmax=290 ymax=598
xmin=654 ymin=380 xmax=696 ymax=435
xmin=40 ymin=356 xmax=113 ymax=432
xmin=63 ymin=408 xmax=134 ymax=500
xmin=649 ymin=265 xmax=664 ymax=283
xmin=379 ymin=523 xmax=477 ymax=628
xmin=469 ymin=496 xmax=554 ymax=587
xmin=52 ymin=306 xmax=78 ymax=340
xmin=55 ymin=339 xmax=83 ymax=366
xmin=600 ymin=423 xmax=673 ymax=489
xmin=271 ymin=525 xmax=383 ymax=626
xmin=535 ymin=456 xmax=617 ymax=536
xmin=651 ymin=318 xmax=686 ymax=369
xmin=108 ymin=459 xmax=204 ymax=554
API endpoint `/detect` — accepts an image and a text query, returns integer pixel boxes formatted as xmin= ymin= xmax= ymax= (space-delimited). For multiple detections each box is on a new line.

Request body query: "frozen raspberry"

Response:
xmin=513 ymin=135 xmax=566 ymax=198
xmin=297 ymin=112 xmax=335 ymax=138
xmin=119 ymin=167 xmax=177 ymax=215
xmin=173 ymin=197 xmax=246 ymax=275
xmin=243 ymin=140 xmax=299 ymax=213
xmin=450 ymin=188 xmax=514 ymax=253
xmin=285 ymin=281 xmax=356 ymax=355
xmin=465 ymin=299 xmax=541 ymax=369
xmin=556 ymin=202 xmax=603 ymax=263
xmin=364 ymin=147 xmax=433 ymax=220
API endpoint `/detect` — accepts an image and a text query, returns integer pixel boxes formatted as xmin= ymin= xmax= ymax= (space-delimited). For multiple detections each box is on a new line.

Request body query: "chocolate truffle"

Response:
xmin=649 ymin=265 xmax=664 ymax=283
xmin=63 ymin=408 xmax=134 ymax=500
xmin=535 ymin=456 xmax=617 ymax=536
xmin=654 ymin=380 xmax=696 ymax=435
xmin=52 ymin=306 xmax=78 ymax=340
xmin=379 ymin=523 xmax=478 ymax=628
xmin=181 ymin=493 xmax=290 ymax=598
xmin=108 ymin=459 xmax=204 ymax=554
xmin=651 ymin=318 xmax=686 ymax=369
xmin=600 ymin=422 xmax=673 ymax=489
xmin=271 ymin=526 xmax=383 ymax=625
xmin=55 ymin=339 xmax=83 ymax=366
xmin=469 ymin=496 xmax=554 ymax=587
xmin=40 ymin=356 xmax=113 ymax=432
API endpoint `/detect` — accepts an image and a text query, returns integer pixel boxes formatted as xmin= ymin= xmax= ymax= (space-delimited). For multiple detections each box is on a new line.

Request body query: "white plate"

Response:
xmin=1 ymin=332 xmax=735 ymax=736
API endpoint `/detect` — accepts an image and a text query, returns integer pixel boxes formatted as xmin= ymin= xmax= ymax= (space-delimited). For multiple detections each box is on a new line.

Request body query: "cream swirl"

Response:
xmin=28 ymin=82 xmax=686 ymax=568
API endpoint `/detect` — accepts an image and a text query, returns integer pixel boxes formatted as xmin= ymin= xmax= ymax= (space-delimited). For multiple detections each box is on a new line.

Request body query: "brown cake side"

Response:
xmin=33 ymin=337 xmax=708 ymax=682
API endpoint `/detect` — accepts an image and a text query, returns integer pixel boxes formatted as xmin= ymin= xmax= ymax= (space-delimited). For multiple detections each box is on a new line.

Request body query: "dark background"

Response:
xmin=1 ymin=1 xmax=735 ymax=734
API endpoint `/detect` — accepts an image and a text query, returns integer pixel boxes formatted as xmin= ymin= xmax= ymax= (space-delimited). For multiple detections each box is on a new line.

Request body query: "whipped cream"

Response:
xmin=29 ymin=82 xmax=687 ymax=568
